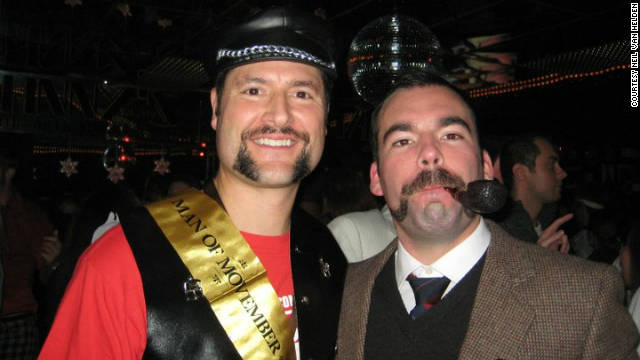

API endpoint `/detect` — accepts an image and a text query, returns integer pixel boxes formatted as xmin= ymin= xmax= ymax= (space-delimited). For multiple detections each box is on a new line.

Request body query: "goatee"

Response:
xmin=233 ymin=125 xmax=311 ymax=184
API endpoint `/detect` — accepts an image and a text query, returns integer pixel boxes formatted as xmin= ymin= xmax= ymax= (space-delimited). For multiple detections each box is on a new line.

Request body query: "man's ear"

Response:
xmin=369 ymin=161 xmax=384 ymax=196
xmin=513 ymin=163 xmax=528 ymax=181
xmin=210 ymin=88 xmax=219 ymax=131
xmin=481 ymin=150 xmax=494 ymax=180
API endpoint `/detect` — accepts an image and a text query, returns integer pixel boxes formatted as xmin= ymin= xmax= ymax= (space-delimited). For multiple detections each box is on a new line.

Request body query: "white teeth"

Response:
xmin=255 ymin=138 xmax=293 ymax=147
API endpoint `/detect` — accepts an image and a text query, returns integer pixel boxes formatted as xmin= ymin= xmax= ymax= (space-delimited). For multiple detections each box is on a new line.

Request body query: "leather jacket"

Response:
xmin=120 ymin=188 xmax=346 ymax=359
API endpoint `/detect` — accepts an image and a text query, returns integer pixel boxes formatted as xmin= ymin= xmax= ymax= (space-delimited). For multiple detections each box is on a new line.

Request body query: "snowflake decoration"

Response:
xmin=153 ymin=157 xmax=171 ymax=175
xmin=116 ymin=3 xmax=132 ymax=17
xmin=157 ymin=18 xmax=173 ymax=28
xmin=107 ymin=164 xmax=125 ymax=183
xmin=59 ymin=157 xmax=79 ymax=178
xmin=64 ymin=0 xmax=82 ymax=7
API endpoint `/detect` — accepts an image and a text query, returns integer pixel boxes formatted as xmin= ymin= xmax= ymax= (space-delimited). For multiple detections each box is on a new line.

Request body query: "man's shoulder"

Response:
xmin=293 ymin=205 xmax=336 ymax=241
xmin=78 ymin=224 xmax=135 ymax=271
xmin=327 ymin=207 xmax=394 ymax=242
xmin=346 ymin=241 xmax=396 ymax=278
xmin=487 ymin=219 xmax=620 ymax=286
xmin=490 ymin=201 xmax=537 ymax=242
xmin=292 ymin=206 xmax=347 ymax=265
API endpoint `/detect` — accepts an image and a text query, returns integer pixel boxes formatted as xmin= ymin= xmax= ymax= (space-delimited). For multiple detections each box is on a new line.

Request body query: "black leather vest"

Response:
xmin=119 ymin=192 xmax=346 ymax=359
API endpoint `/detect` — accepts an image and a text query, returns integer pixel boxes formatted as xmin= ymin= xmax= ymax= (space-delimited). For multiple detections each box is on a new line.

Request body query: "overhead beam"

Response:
xmin=101 ymin=88 xmax=133 ymax=120
xmin=71 ymin=82 xmax=96 ymax=119
xmin=41 ymin=79 xmax=64 ymax=116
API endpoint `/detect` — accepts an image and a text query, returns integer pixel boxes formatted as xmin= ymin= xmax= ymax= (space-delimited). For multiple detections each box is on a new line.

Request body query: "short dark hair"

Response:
xmin=369 ymin=71 xmax=476 ymax=162
xmin=499 ymin=135 xmax=547 ymax=190
xmin=214 ymin=65 xmax=333 ymax=118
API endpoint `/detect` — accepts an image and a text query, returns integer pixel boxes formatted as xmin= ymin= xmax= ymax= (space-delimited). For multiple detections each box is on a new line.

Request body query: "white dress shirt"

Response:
xmin=328 ymin=204 xmax=396 ymax=263
xmin=395 ymin=218 xmax=491 ymax=313
xmin=90 ymin=211 xmax=120 ymax=243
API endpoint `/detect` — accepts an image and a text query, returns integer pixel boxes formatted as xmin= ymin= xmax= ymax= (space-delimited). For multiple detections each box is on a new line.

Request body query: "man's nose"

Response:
xmin=265 ymin=92 xmax=292 ymax=127
xmin=417 ymin=136 xmax=443 ymax=168
xmin=556 ymin=163 xmax=567 ymax=180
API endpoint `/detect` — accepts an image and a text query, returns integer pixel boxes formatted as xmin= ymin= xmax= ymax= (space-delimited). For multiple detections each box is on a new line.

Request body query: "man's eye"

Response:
xmin=443 ymin=133 xmax=462 ymax=140
xmin=295 ymin=91 xmax=310 ymax=99
xmin=392 ymin=139 xmax=411 ymax=147
xmin=243 ymin=88 xmax=260 ymax=95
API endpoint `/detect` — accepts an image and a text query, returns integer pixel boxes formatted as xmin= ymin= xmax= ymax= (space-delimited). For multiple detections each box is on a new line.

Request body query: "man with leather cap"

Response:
xmin=40 ymin=6 xmax=346 ymax=359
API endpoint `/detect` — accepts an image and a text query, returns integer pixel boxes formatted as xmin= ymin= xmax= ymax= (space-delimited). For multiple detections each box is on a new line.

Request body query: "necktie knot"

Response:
xmin=407 ymin=274 xmax=450 ymax=319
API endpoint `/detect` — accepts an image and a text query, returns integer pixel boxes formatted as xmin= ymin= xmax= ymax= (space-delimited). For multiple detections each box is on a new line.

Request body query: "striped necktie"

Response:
xmin=407 ymin=274 xmax=450 ymax=319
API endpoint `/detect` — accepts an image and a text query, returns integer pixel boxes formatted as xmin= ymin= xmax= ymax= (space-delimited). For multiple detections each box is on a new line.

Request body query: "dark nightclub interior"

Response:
xmin=1 ymin=1 xmax=635 ymax=199
xmin=2 ymin=1 xmax=640 ymax=358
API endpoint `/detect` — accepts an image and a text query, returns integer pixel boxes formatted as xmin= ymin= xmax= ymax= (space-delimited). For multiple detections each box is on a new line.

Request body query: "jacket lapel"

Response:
xmin=459 ymin=221 xmax=535 ymax=360
xmin=337 ymin=239 xmax=397 ymax=360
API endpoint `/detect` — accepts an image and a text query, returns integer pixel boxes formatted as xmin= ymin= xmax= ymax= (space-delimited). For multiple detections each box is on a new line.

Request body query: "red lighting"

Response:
xmin=200 ymin=142 xmax=207 ymax=148
xmin=123 ymin=136 xmax=131 ymax=143
xmin=119 ymin=155 xmax=127 ymax=161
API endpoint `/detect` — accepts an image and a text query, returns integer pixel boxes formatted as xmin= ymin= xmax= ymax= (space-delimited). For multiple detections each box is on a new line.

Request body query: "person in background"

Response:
xmin=497 ymin=134 xmax=573 ymax=252
xmin=1 ymin=149 xmax=61 ymax=359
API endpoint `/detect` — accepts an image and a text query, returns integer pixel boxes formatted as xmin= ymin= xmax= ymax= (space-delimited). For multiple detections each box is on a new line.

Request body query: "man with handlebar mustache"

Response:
xmin=336 ymin=71 xmax=639 ymax=360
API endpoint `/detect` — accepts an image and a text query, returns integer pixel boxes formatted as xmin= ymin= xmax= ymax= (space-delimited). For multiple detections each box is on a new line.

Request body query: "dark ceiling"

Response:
xmin=0 ymin=0 xmax=633 ymax=149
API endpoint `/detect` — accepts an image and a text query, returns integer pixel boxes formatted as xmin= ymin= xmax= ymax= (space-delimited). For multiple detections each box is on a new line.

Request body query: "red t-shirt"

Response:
xmin=241 ymin=231 xmax=294 ymax=318
xmin=242 ymin=231 xmax=299 ymax=354
xmin=39 ymin=225 xmax=296 ymax=359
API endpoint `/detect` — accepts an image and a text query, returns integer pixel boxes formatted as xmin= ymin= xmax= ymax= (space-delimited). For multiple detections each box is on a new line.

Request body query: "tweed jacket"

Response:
xmin=337 ymin=220 xmax=639 ymax=360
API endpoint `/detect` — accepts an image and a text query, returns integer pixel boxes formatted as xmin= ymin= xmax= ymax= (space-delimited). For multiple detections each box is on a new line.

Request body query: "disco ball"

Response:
xmin=347 ymin=13 xmax=443 ymax=105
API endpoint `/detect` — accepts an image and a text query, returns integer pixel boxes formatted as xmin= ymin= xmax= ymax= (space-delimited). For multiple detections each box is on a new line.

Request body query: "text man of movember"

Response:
xmin=336 ymin=72 xmax=639 ymax=360
xmin=40 ymin=7 xmax=346 ymax=360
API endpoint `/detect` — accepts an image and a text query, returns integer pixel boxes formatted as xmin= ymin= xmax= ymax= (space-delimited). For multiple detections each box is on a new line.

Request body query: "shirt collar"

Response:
xmin=395 ymin=217 xmax=491 ymax=288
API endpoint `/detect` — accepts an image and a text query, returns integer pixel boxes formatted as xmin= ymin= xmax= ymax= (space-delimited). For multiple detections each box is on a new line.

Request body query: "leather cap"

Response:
xmin=212 ymin=6 xmax=336 ymax=78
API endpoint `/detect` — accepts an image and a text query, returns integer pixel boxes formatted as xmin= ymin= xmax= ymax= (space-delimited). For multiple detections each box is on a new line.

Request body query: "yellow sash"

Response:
xmin=145 ymin=189 xmax=294 ymax=359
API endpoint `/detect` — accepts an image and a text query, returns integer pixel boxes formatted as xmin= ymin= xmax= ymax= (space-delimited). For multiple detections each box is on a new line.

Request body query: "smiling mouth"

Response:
xmin=254 ymin=138 xmax=295 ymax=147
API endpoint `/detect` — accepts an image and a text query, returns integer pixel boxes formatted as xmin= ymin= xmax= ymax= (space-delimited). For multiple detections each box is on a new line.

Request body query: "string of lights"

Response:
xmin=33 ymin=145 xmax=207 ymax=157
xmin=469 ymin=64 xmax=629 ymax=98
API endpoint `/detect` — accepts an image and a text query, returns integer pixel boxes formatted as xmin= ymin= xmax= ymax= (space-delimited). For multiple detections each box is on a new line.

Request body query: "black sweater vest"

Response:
xmin=364 ymin=253 xmax=485 ymax=360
